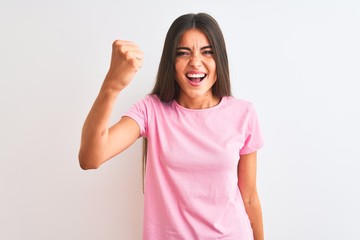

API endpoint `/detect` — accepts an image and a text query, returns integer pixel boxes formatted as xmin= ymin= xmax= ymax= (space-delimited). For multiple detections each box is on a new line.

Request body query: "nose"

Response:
xmin=189 ymin=53 xmax=202 ymax=67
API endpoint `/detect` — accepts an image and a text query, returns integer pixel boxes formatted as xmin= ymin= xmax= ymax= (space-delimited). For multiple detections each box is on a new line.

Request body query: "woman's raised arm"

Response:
xmin=78 ymin=40 xmax=143 ymax=170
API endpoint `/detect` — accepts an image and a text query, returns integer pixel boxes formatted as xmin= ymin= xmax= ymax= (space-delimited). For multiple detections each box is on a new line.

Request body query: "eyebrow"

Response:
xmin=176 ymin=45 xmax=212 ymax=51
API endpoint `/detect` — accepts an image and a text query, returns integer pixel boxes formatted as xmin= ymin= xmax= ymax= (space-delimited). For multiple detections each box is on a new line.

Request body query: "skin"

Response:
xmin=238 ymin=152 xmax=264 ymax=240
xmin=79 ymin=29 xmax=264 ymax=239
xmin=78 ymin=40 xmax=143 ymax=169
xmin=174 ymin=28 xmax=219 ymax=109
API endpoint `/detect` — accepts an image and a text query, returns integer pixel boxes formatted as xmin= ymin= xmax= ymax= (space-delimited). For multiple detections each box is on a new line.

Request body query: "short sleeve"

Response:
xmin=239 ymin=104 xmax=264 ymax=155
xmin=122 ymin=96 xmax=151 ymax=138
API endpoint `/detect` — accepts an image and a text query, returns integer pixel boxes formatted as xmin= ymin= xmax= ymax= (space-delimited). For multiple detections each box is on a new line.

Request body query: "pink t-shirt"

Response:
xmin=124 ymin=95 xmax=263 ymax=240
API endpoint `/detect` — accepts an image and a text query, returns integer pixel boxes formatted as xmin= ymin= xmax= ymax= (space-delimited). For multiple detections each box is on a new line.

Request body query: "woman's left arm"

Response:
xmin=238 ymin=151 xmax=264 ymax=240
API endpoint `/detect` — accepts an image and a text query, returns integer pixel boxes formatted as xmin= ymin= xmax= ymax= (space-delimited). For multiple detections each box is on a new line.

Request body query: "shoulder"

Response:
xmin=225 ymin=96 xmax=252 ymax=105
xmin=131 ymin=94 xmax=174 ymax=114
xmin=132 ymin=94 xmax=162 ymax=108
xmin=220 ymin=97 xmax=261 ymax=126
xmin=221 ymin=96 xmax=256 ymax=112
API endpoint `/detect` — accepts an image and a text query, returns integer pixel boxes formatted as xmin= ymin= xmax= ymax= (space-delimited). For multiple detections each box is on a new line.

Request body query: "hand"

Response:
xmin=103 ymin=40 xmax=144 ymax=92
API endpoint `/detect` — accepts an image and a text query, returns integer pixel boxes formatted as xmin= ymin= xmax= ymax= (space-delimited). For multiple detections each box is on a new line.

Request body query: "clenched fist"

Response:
xmin=102 ymin=40 xmax=144 ymax=92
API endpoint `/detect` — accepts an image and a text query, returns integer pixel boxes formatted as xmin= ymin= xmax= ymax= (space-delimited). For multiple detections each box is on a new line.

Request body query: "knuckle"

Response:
xmin=124 ymin=51 xmax=133 ymax=60
xmin=112 ymin=40 xmax=121 ymax=48
xmin=129 ymin=59 xmax=141 ymax=70
xmin=113 ymin=41 xmax=127 ymax=54
xmin=128 ymin=58 xmax=137 ymax=66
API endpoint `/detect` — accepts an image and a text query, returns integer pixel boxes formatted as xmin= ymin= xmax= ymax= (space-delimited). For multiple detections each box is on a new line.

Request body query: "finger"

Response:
xmin=113 ymin=39 xmax=136 ymax=46
xmin=128 ymin=49 xmax=144 ymax=60
xmin=136 ymin=56 xmax=143 ymax=67
xmin=136 ymin=49 xmax=144 ymax=60
xmin=112 ymin=40 xmax=141 ymax=54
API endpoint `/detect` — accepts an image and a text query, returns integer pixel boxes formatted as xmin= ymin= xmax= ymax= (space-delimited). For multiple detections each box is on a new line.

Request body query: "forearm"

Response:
xmin=244 ymin=192 xmax=264 ymax=240
xmin=79 ymin=40 xmax=143 ymax=169
xmin=79 ymin=84 xmax=121 ymax=169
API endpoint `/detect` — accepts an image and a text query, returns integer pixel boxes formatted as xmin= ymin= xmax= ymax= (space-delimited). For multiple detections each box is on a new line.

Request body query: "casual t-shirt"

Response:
xmin=124 ymin=94 xmax=264 ymax=240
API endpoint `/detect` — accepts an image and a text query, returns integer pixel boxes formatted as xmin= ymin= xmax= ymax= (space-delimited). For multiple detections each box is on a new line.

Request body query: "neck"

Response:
xmin=176 ymin=94 xmax=220 ymax=109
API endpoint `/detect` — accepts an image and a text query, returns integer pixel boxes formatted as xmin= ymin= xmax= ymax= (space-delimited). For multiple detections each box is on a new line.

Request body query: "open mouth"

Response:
xmin=186 ymin=73 xmax=207 ymax=83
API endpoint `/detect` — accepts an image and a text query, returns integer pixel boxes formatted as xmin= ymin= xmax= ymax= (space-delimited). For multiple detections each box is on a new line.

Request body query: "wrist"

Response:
xmin=97 ymin=84 xmax=122 ymax=103
xmin=100 ymin=77 xmax=125 ymax=94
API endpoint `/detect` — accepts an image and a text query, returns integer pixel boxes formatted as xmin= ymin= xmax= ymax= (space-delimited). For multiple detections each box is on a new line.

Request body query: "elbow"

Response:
xmin=78 ymin=151 xmax=101 ymax=170
xmin=239 ymin=185 xmax=260 ymax=207
xmin=242 ymin=192 xmax=260 ymax=208
xmin=79 ymin=161 xmax=100 ymax=170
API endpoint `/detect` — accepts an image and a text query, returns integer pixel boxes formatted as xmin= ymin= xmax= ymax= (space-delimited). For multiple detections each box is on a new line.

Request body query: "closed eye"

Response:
xmin=203 ymin=50 xmax=214 ymax=55
xmin=176 ymin=51 xmax=191 ymax=57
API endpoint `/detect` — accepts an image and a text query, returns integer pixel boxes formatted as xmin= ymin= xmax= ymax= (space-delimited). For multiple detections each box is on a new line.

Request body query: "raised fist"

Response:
xmin=103 ymin=40 xmax=144 ymax=92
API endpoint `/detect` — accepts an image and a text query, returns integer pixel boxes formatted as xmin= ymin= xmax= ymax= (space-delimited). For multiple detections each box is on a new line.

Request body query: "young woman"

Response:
xmin=79 ymin=13 xmax=264 ymax=240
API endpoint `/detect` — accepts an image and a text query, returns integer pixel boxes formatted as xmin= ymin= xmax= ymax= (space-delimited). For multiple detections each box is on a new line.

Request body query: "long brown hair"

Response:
xmin=151 ymin=12 xmax=231 ymax=101
xmin=142 ymin=13 xmax=232 ymax=192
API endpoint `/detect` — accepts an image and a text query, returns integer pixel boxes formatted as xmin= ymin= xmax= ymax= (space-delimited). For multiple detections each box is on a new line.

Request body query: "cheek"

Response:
xmin=208 ymin=61 xmax=217 ymax=78
xmin=174 ymin=61 xmax=181 ymax=73
xmin=175 ymin=63 xmax=180 ymax=73
xmin=175 ymin=61 xmax=187 ymax=78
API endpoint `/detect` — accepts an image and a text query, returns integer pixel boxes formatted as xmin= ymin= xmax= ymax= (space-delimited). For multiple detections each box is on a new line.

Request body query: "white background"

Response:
xmin=1 ymin=0 xmax=359 ymax=239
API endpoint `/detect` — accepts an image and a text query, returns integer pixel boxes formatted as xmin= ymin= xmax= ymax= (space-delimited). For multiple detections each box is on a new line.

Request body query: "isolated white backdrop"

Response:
xmin=1 ymin=0 xmax=359 ymax=239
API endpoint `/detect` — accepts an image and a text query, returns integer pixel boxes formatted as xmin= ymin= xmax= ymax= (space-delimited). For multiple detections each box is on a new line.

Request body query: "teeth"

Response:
xmin=186 ymin=73 xmax=205 ymax=78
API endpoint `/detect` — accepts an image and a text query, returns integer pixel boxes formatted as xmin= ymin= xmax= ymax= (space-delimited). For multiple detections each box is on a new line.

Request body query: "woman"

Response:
xmin=79 ymin=13 xmax=264 ymax=240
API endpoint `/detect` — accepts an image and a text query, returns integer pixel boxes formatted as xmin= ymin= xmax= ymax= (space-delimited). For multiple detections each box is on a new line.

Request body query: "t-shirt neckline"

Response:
xmin=172 ymin=96 xmax=229 ymax=112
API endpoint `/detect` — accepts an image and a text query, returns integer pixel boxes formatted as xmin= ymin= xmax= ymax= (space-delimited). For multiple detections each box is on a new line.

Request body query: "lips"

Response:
xmin=186 ymin=72 xmax=207 ymax=84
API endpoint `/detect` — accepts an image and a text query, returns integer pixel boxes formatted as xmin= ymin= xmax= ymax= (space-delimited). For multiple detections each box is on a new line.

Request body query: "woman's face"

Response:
xmin=175 ymin=28 xmax=217 ymax=105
